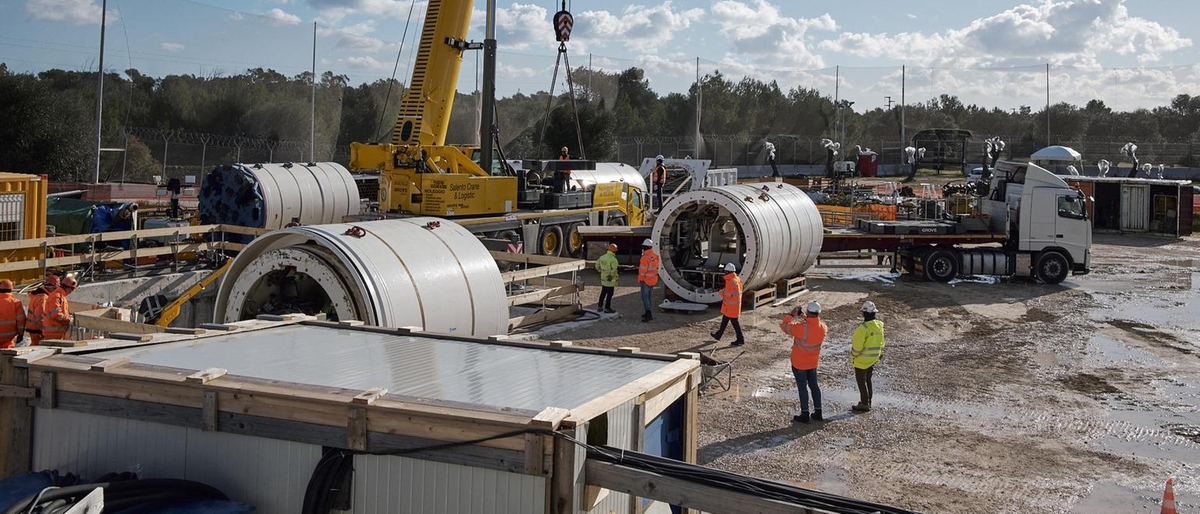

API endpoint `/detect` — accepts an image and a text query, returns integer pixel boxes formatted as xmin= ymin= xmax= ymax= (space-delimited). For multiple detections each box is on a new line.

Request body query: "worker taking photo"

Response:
xmin=781 ymin=301 xmax=826 ymax=423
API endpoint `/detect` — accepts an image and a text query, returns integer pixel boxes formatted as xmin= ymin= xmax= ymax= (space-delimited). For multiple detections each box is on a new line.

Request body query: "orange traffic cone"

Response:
xmin=1161 ymin=476 xmax=1177 ymax=514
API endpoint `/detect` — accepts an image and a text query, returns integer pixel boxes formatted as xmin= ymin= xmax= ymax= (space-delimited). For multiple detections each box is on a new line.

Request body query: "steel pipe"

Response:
xmin=651 ymin=183 xmax=824 ymax=303
xmin=214 ymin=218 xmax=509 ymax=336
xmin=199 ymin=162 xmax=360 ymax=230
xmin=568 ymin=162 xmax=648 ymax=193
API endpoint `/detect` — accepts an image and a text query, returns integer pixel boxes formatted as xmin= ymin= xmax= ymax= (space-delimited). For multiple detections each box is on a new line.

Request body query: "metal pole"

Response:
xmin=93 ymin=0 xmax=108 ymax=184
xmin=480 ymin=0 xmax=497 ymax=173
xmin=901 ymin=65 xmax=906 ymax=157
xmin=834 ymin=65 xmax=839 ymax=142
xmin=311 ymin=22 xmax=316 ymax=163
xmin=1045 ymin=63 xmax=1051 ymax=146
xmin=695 ymin=57 xmax=702 ymax=159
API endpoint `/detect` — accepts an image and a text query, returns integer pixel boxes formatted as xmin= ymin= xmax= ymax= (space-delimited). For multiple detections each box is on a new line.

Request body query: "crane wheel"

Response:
xmin=539 ymin=225 xmax=564 ymax=257
xmin=566 ymin=223 xmax=585 ymax=258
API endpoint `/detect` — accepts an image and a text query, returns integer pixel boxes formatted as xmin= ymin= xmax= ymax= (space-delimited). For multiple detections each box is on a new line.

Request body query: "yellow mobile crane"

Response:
xmin=349 ymin=0 xmax=648 ymax=257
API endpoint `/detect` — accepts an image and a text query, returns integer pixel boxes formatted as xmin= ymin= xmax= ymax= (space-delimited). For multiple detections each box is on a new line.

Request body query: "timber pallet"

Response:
xmin=775 ymin=276 xmax=807 ymax=297
xmin=742 ymin=286 xmax=776 ymax=311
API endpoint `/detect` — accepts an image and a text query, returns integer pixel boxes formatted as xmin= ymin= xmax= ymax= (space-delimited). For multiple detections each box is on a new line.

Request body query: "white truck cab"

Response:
xmin=987 ymin=161 xmax=1092 ymax=281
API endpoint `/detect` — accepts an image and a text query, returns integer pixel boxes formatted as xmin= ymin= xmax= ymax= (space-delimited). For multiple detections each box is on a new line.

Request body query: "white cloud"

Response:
xmin=24 ymin=0 xmax=118 ymax=26
xmin=263 ymin=8 xmax=302 ymax=27
xmin=818 ymin=0 xmax=1192 ymax=68
xmin=160 ymin=42 xmax=185 ymax=52
xmin=576 ymin=2 xmax=705 ymax=52
xmin=708 ymin=0 xmax=835 ymax=69
xmin=229 ymin=12 xmax=245 ymax=22
xmin=338 ymin=55 xmax=389 ymax=70
xmin=307 ymin=0 xmax=420 ymax=20
xmin=488 ymin=3 xmax=554 ymax=51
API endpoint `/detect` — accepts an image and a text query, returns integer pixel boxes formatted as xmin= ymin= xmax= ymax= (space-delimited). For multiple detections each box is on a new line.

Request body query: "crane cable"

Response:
xmin=536 ymin=0 xmax=586 ymax=159
xmin=373 ymin=0 xmax=420 ymax=144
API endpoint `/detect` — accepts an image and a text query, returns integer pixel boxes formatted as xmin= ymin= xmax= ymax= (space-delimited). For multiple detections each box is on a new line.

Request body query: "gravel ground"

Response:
xmin=549 ymin=232 xmax=1200 ymax=513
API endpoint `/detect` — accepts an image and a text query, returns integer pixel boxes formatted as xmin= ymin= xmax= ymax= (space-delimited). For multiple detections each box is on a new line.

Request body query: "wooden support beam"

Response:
xmin=507 ymin=283 xmax=579 ymax=306
xmin=508 ymin=305 xmax=580 ymax=330
xmin=501 ymin=261 xmax=587 ymax=283
xmin=352 ymin=388 xmax=388 ymax=406
xmin=642 ymin=377 xmax=688 ymax=422
xmin=523 ymin=433 xmax=545 ymax=475
xmin=38 ymin=371 xmax=55 ymax=409
xmin=564 ymin=359 xmax=699 ymax=428
xmin=109 ymin=333 xmax=153 ymax=342
xmin=41 ymin=339 xmax=86 ymax=348
xmin=585 ymin=460 xmax=837 ymax=514
xmin=165 ymin=327 xmax=206 ymax=335
xmin=530 ymin=406 xmax=570 ymax=431
xmin=185 ymin=368 xmax=227 ymax=385
xmin=89 ymin=356 xmax=131 ymax=372
xmin=198 ymin=323 xmax=238 ymax=332
xmin=0 ymin=385 xmax=36 ymax=399
xmin=347 ymin=406 xmax=368 ymax=451
xmin=549 ymin=426 xmax=577 ymax=514
xmin=202 ymin=391 xmax=218 ymax=432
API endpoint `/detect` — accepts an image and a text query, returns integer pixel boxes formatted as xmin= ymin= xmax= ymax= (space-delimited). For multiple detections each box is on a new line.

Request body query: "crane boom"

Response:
xmin=391 ymin=0 xmax=474 ymax=147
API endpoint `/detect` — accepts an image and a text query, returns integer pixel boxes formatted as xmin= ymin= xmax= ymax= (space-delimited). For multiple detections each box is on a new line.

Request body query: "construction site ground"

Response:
xmin=558 ymin=232 xmax=1200 ymax=513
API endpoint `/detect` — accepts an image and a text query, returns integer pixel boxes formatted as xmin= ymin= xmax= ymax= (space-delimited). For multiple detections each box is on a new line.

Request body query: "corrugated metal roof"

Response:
xmin=92 ymin=325 xmax=671 ymax=412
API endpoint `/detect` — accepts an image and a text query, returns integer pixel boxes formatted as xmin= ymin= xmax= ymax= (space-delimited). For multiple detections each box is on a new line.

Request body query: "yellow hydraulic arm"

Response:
xmin=154 ymin=258 xmax=233 ymax=327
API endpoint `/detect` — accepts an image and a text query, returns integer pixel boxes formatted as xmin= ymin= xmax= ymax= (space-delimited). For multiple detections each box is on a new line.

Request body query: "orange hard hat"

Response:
xmin=607 ymin=243 xmax=618 ymax=252
xmin=44 ymin=275 xmax=60 ymax=287
xmin=63 ymin=276 xmax=78 ymax=288
xmin=0 ymin=279 xmax=12 ymax=290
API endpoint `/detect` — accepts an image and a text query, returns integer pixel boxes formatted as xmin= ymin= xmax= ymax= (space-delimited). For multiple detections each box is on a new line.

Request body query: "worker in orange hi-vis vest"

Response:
xmin=0 ymin=279 xmax=26 ymax=349
xmin=637 ymin=238 xmax=660 ymax=323
xmin=781 ymin=301 xmax=828 ymax=423
xmin=26 ymin=276 xmax=59 ymax=346
xmin=710 ymin=263 xmax=745 ymax=346
xmin=41 ymin=275 xmax=76 ymax=342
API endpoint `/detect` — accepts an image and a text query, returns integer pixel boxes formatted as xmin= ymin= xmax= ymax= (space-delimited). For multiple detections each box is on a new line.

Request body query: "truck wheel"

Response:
xmin=924 ymin=250 xmax=959 ymax=283
xmin=565 ymin=223 xmax=585 ymax=258
xmin=1035 ymin=251 xmax=1069 ymax=285
xmin=538 ymin=225 xmax=563 ymax=257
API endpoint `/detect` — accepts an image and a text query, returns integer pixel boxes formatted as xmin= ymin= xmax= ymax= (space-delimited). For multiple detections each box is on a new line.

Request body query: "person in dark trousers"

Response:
xmin=284 ymin=217 xmax=301 ymax=228
xmin=781 ymin=301 xmax=826 ymax=423
xmin=651 ymin=155 xmax=667 ymax=213
xmin=711 ymin=263 xmax=745 ymax=346
xmin=595 ymin=243 xmax=619 ymax=314
xmin=637 ymin=239 xmax=660 ymax=322
xmin=766 ymin=141 xmax=780 ymax=178
xmin=851 ymin=301 xmax=885 ymax=412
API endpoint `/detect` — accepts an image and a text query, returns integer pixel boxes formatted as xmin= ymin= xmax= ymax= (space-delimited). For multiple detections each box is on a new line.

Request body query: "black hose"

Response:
xmin=302 ymin=448 xmax=355 ymax=514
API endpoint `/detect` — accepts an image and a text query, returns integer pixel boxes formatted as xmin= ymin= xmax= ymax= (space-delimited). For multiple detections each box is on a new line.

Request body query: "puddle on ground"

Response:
xmin=1069 ymin=481 xmax=1166 ymax=513
xmin=1083 ymin=334 xmax=1169 ymax=368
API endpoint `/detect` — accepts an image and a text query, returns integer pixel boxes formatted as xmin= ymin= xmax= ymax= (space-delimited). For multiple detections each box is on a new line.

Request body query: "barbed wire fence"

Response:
xmin=110 ymin=127 xmax=1197 ymax=184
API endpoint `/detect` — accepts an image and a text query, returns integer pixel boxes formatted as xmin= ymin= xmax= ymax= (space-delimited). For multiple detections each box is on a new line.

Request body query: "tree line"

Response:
xmin=1 ymin=61 xmax=1198 ymax=182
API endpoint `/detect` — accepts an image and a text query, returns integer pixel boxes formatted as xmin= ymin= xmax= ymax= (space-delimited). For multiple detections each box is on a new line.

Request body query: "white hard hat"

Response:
xmin=655 ymin=155 xmax=664 ymax=161
xmin=642 ymin=238 xmax=654 ymax=247
xmin=723 ymin=263 xmax=736 ymax=272
xmin=806 ymin=301 xmax=821 ymax=314
xmin=861 ymin=301 xmax=877 ymax=313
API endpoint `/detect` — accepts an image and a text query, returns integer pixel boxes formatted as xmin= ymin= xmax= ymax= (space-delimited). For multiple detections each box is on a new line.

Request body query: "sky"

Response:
xmin=2 ymin=0 xmax=1199 ymax=112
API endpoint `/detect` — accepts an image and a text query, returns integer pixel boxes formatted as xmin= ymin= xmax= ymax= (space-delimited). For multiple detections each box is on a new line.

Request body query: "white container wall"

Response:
xmin=33 ymin=408 xmax=322 ymax=513
xmin=214 ymin=217 xmax=509 ymax=336
xmin=352 ymin=454 xmax=546 ymax=514
xmin=1120 ymin=184 xmax=1150 ymax=231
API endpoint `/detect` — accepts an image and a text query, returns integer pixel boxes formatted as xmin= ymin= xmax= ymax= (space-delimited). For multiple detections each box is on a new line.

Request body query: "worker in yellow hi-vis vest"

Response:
xmin=851 ymin=301 xmax=885 ymax=412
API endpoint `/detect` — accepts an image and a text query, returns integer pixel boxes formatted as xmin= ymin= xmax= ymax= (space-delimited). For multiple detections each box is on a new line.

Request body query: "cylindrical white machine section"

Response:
xmin=214 ymin=218 xmax=509 ymax=336
xmin=568 ymin=162 xmax=648 ymax=193
xmin=199 ymin=162 xmax=360 ymax=230
xmin=651 ymin=183 xmax=824 ymax=303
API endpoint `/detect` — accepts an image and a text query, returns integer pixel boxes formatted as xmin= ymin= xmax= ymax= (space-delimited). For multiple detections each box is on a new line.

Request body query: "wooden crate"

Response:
xmin=742 ymin=286 xmax=776 ymax=311
xmin=775 ymin=276 xmax=807 ymax=297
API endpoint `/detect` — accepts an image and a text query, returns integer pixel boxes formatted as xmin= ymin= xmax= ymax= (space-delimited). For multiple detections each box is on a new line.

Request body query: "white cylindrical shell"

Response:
xmin=569 ymin=162 xmax=647 ymax=193
xmin=214 ymin=218 xmax=508 ymax=336
xmin=199 ymin=162 xmax=359 ymax=229
xmin=651 ymin=183 xmax=824 ymax=303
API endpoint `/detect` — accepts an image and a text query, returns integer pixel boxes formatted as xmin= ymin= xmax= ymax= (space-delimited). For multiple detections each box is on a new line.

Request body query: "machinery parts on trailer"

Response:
xmin=213 ymin=218 xmax=508 ymax=336
xmin=652 ymin=183 xmax=824 ymax=303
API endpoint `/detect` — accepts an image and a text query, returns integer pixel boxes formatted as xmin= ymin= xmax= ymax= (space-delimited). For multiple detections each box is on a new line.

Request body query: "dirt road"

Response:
xmin=558 ymin=233 xmax=1200 ymax=513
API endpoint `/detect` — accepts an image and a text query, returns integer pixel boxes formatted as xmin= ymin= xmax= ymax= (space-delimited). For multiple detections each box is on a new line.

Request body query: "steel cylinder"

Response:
xmin=214 ymin=218 xmax=509 ymax=336
xmin=568 ymin=162 xmax=648 ymax=193
xmin=199 ymin=162 xmax=360 ymax=230
xmin=651 ymin=183 xmax=824 ymax=303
